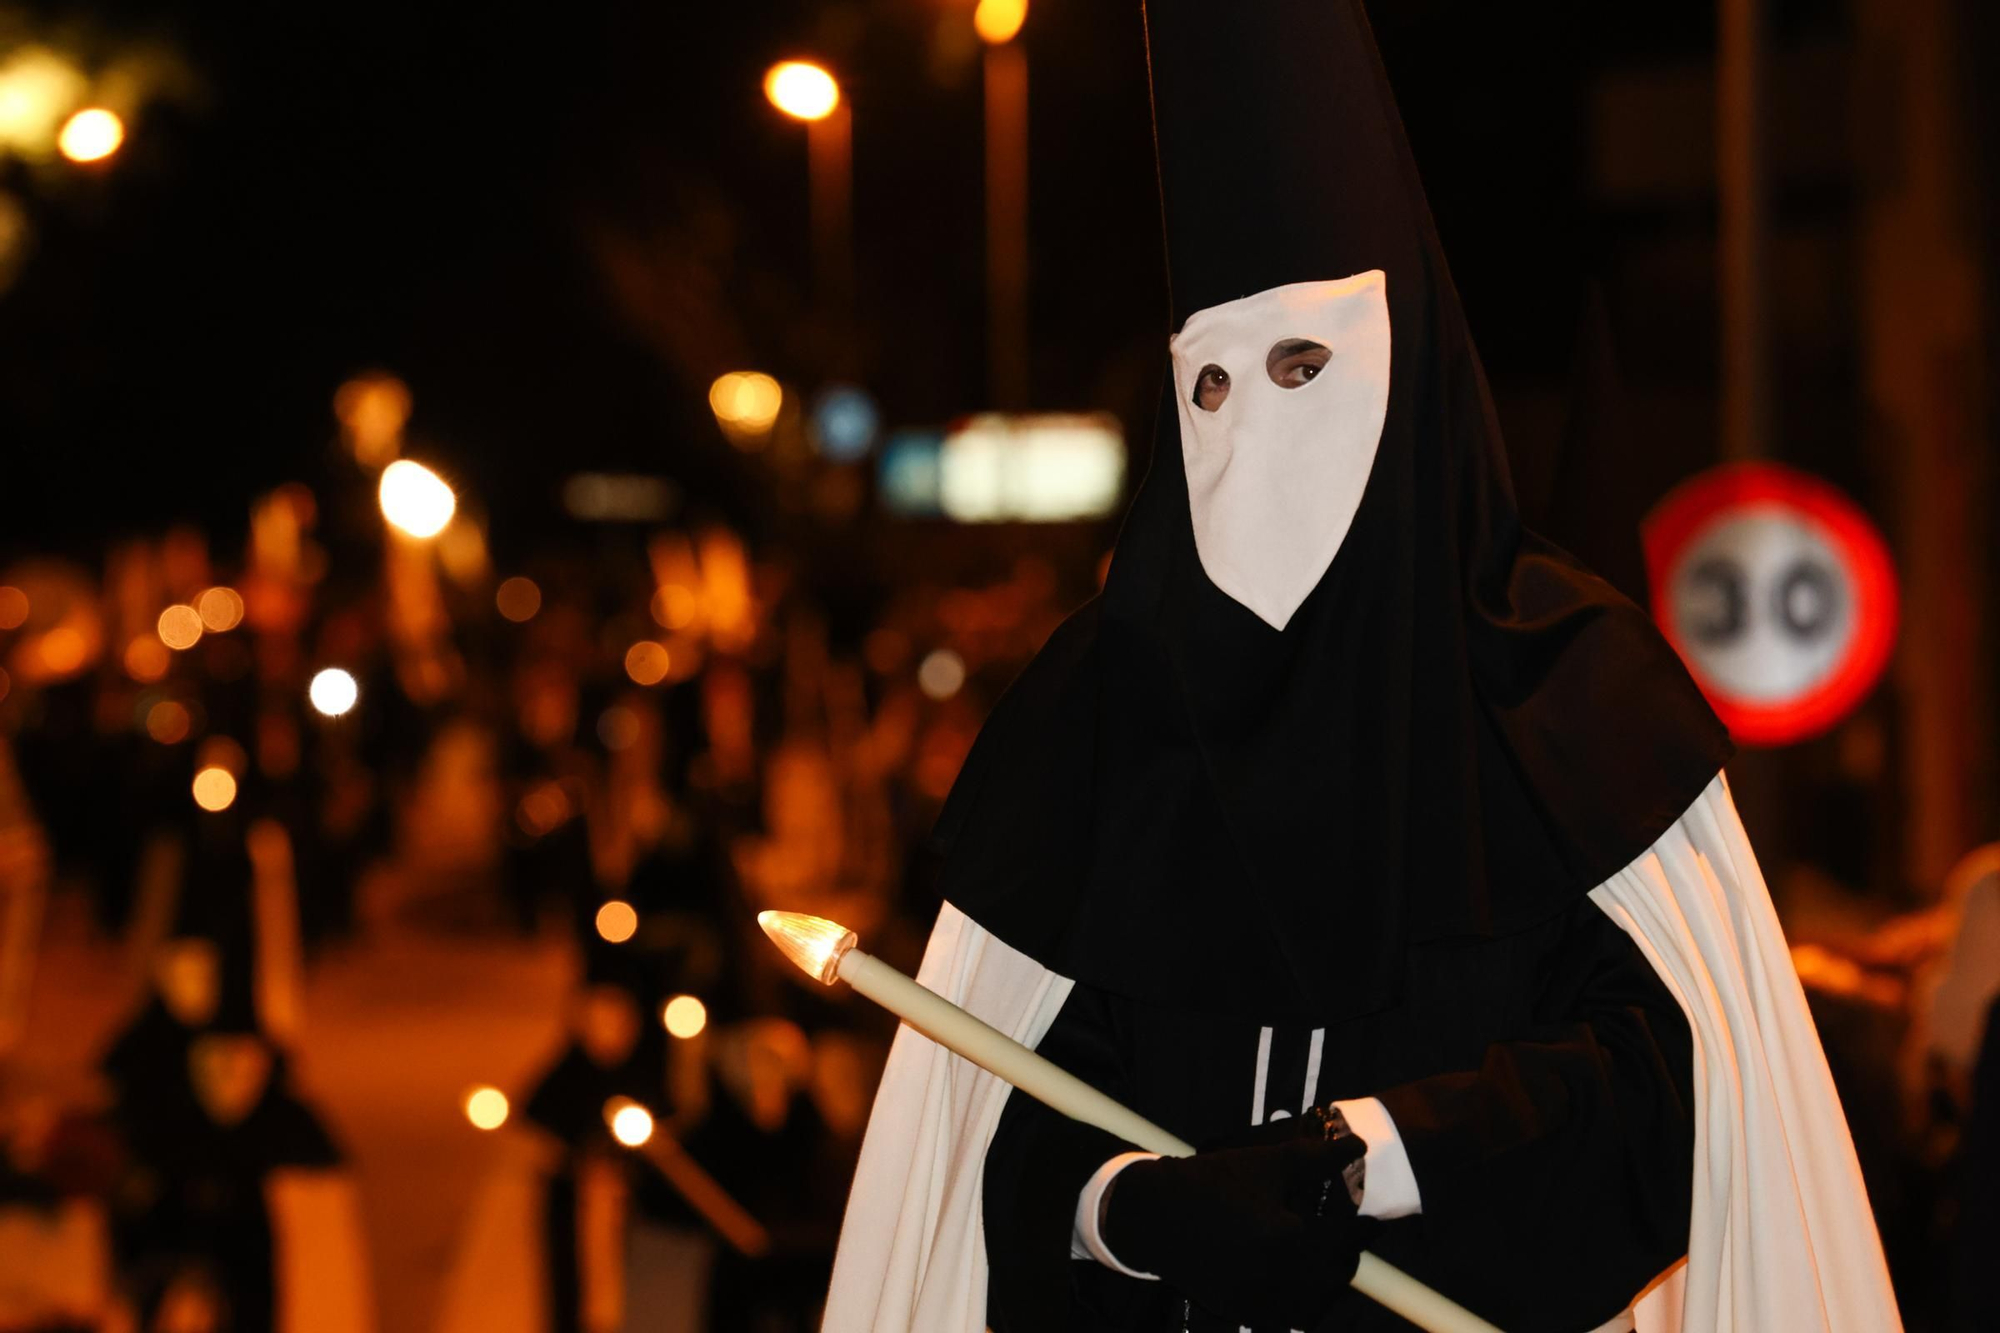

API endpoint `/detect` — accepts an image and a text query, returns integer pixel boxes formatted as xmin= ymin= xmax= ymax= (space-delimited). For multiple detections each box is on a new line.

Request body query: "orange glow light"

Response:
xmin=334 ymin=373 xmax=411 ymax=468
xmin=595 ymin=899 xmax=639 ymax=944
xmin=496 ymin=576 xmax=541 ymax=623
xmin=624 ymin=641 xmax=670 ymax=687
xmin=57 ymin=108 xmax=122 ymax=162
xmin=649 ymin=584 xmax=698 ymax=631
xmin=0 ymin=667 xmax=9 ymax=704
xmin=146 ymin=700 xmax=192 ymax=744
xmin=662 ymin=994 xmax=708 ymax=1039
xmin=157 ymin=604 xmax=204 ymax=651
xmin=196 ymin=587 xmax=245 ymax=632
xmin=0 ymin=586 xmax=26 ymax=629
xmin=192 ymin=766 xmax=237 ymax=812
xmin=974 ymin=0 xmax=1029 ymax=44
xmin=37 ymin=627 xmax=86 ymax=674
xmin=708 ymin=371 xmax=783 ymax=446
xmin=464 ymin=1086 xmax=510 ymax=1131
xmin=764 ymin=62 xmax=840 ymax=122
xmin=124 ymin=636 xmax=171 ymax=682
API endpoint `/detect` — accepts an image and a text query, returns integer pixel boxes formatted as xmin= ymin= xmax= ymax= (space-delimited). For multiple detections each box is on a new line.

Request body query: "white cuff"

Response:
xmin=1069 ymin=1151 xmax=1162 ymax=1276
xmin=1333 ymin=1096 xmax=1422 ymax=1219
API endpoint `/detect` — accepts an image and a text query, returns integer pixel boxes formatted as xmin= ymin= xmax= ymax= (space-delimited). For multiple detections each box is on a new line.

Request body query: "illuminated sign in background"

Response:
xmin=1643 ymin=462 xmax=1898 ymax=747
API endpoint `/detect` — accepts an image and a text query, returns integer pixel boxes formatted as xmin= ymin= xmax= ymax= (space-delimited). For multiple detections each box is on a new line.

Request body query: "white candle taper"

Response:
xmin=758 ymin=911 xmax=1503 ymax=1333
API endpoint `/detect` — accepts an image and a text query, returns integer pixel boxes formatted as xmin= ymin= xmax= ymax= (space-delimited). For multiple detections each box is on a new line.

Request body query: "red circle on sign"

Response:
xmin=1643 ymin=462 xmax=1897 ymax=747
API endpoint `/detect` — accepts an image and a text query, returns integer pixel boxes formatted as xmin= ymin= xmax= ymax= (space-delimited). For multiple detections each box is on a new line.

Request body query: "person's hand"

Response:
xmin=1099 ymin=1133 xmax=1372 ymax=1329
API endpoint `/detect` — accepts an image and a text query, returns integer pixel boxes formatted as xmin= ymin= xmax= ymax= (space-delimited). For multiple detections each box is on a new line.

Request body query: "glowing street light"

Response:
xmin=595 ymin=899 xmax=638 ymax=944
xmin=708 ymin=371 xmax=783 ymax=447
xmin=57 ymin=107 xmax=123 ymax=163
xmin=191 ymin=766 xmax=237 ymax=812
xmin=378 ymin=459 xmax=456 ymax=538
xmin=763 ymin=61 xmax=851 ymax=314
xmin=605 ymin=1096 xmax=655 ymax=1148
xmin=763 ymin=62 xmax=839 ymax=122
xmin=662 ymin=994 xmax=708 ymax=1039
xmin=308 ymin=668 xmax=359 ymax=717
xmin=464 ymin=1086 xmax=510 ymax=1130
xmin=975 ymin=0 xmax=1029 ymax=44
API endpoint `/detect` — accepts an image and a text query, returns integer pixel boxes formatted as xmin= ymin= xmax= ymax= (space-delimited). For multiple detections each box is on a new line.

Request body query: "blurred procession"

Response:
xmin=2 ymin=0 xmax=2000 ymax=1331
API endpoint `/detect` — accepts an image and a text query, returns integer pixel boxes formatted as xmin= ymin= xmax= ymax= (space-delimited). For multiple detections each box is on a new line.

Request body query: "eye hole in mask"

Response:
xmin=1266 ymin=337 xmax=1332 ymax=388
xmin=1192 ymin=363 xmax=1231 ymax=412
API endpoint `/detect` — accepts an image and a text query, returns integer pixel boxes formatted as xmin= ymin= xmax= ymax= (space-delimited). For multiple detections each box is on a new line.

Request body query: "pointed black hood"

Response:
xmin=929 ymin=0 xmax=1728 ymax=1023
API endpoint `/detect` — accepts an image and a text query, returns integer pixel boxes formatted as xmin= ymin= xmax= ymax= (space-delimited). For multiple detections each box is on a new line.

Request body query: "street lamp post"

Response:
xmin=765 ymin=61 xmax=852 ymax=319
xmin=977 ymin=0 xmax=1030 ymax=410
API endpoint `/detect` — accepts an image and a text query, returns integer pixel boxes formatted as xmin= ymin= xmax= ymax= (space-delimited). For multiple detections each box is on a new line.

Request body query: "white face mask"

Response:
xmin=1170 ymin=271 xmax=1392 ymax=630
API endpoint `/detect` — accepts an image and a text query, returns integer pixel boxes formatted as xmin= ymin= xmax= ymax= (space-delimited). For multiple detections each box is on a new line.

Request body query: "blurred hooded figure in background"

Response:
xmin=821 ymin=2 xmax=1901 ymax=1331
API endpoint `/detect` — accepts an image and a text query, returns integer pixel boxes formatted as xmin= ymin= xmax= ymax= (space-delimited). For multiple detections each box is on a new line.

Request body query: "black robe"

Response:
xmin=983 ymin=899 xmax=1694 ymax=1332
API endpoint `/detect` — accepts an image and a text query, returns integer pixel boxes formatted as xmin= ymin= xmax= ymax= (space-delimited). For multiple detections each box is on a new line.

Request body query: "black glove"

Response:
xmin=1099 ymin=1131 xmax=1373 ymax=1330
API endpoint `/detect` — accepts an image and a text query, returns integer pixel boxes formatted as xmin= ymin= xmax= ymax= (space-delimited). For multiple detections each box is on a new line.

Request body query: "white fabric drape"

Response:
xmin=822 ymin=775 xmax=1901 ymax=1333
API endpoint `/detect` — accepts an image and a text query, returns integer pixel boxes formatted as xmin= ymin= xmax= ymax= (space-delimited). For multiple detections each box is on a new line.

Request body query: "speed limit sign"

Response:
xmin=1643 ymin=462 xmax=1898 ymax=747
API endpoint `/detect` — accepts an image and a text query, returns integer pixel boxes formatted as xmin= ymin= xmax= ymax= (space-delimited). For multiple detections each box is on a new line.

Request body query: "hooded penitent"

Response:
xmin=932 ymin=0 xmax=1730 ymax=1024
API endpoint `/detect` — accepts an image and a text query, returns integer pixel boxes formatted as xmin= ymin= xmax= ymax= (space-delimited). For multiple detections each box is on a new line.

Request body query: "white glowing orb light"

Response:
xmin=378 ymin=459 xmax=457 ymax=538
xmin=308 ymin=668 xmax=360 ymax=717
xmin=662 ymin=994 xmax=708 ymax=1039
xmin=918 ymin=648 xmax=966 ymax=700
xmin=464 ymin=1086 xmax=510 ymax=1130
xmin=763 ymin=61 xmax=840 ymax=122
xmin=57 ymin=107 xmax=123 ymax=163
xmin=606 ymin=1097 xmax=655 ymax=1147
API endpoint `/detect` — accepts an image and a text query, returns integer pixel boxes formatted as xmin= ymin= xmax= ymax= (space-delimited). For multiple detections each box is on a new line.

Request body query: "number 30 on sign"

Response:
xmin=1643 ymin=462 xmax=1898 ymax=748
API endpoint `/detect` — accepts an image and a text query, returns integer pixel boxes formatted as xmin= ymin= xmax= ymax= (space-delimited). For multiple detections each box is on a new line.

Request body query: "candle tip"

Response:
xmin=757 ymin=910 xmax=858 ymax=985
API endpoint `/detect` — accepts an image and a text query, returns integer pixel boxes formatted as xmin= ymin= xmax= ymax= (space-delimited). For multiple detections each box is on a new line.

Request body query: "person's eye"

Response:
xmin=1192 ymin=364 xmax=1231 ymax=412
xmin=1265 ymin=339 xmax=1332 ymax=389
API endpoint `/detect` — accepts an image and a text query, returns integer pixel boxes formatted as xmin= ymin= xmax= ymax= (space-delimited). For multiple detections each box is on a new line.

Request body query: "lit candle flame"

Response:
xmin=757 ymin=911 xmax=858 ymax=985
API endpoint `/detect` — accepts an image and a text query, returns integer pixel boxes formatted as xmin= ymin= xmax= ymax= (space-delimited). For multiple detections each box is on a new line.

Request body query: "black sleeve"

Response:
xmin=1373 ymin=900 xmax=1696 ymax=1331
xmin=983 ymin=984 xmax=1181 ymax=1333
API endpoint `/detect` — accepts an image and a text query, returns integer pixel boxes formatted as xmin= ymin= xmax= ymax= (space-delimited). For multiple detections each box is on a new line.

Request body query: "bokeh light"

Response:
xmin=145 ymin=700 xmax=191 ymax=744
xmin=662 ymin=995 xmax=708 ymax=1039
xmin=124 ymin=636 xmax=171 ymax=682
xmin=196 ymin=587 xmax=245 ymax=633
xmin=57 ymin=107 xmax=123 ymax=163
xmin=708 ymin=371 xmax=784 ymax=446
xmin=191 ymin=766 xmax=237 ymax=812
xmin=624 ymin=641 xmax=670 ymax=686
xmin=763 ymin=62 xmax=840 ymax=122
xmin=38 ymin=627 xmax=87 ymax=674
xmin=0 ymin=49 xmax=87 ymax=158
xmin=334 ymin=372 xmax=411 ymax=468
xmin=918 ymin=648 xmax=967 ymax=700
xmin=0 ymin=586 xmax=27 ymax=629
xmin=974 ymin=0 xmax=1030 ymax=45
xmin=649 ymin=584 xmax=698 ymax=631
xmin=596 ymin=705 xmax=640 ymax=751
xmin=378 ymin=460 xmax=457 ymax=538
xmin=464 ymin=1086 xmax=510 ymax=1131
xmin=157 ymin=604 xmax=203 ymax=651
xmin=607 ymin=1097 xmax=655 ymax=1147
xmin=495 ymin=576 xmax=541 ymax=623
xmin=595 ymin=899 xmax=638 ymax=944
xmin=308 ymin=668 xmax=359 ymax=717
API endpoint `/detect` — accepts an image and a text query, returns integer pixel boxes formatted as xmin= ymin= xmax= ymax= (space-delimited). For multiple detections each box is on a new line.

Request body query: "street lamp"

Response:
xmin=978 ymin=0 xmax=1030 ymax=409
xmin=764 ymin=60 xmax=851 ymax=316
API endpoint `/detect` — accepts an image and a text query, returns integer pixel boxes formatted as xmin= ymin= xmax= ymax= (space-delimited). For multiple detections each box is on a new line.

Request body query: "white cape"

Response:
xmin=822 ymin=776 xmax=1902 ymax=1332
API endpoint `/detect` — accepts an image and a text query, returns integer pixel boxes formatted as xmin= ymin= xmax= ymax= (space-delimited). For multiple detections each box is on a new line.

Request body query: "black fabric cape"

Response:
xmin=929 ymin=0 xmax=1730 ymax=1025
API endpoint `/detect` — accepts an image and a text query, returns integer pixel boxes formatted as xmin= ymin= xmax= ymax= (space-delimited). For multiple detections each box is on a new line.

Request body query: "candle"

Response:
xmin=757 ymin=911 xmax=1503 ymax=1333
